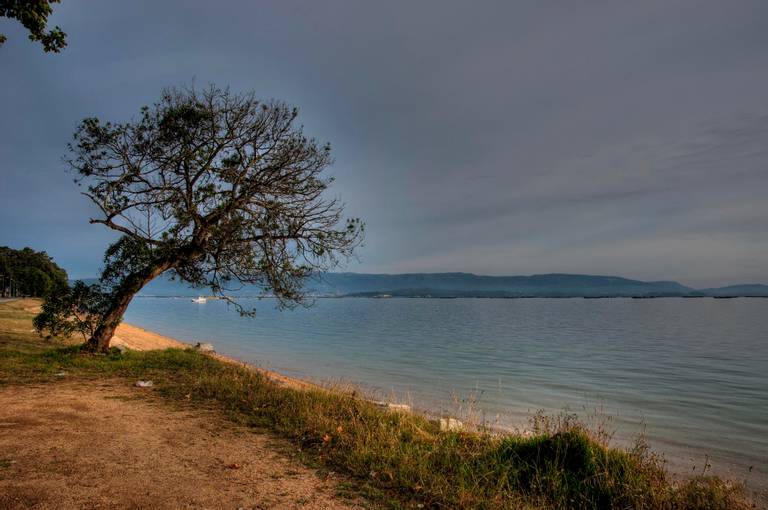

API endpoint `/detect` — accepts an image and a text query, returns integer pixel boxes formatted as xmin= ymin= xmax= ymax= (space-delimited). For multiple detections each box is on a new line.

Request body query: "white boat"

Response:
xmin=191 ymin=296 xmax=207 ymax=303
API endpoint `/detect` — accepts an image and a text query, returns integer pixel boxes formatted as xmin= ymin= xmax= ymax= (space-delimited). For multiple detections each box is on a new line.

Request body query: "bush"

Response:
xmin=33 ymin=281 xmax=112 ymax=342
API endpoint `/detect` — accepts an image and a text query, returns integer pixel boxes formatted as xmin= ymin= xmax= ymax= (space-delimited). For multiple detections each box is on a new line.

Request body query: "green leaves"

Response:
xmin=33 ymin=281 xmax=112 ymax=342
xmin=0 ymin=246 xmax=68 ymax=297
xmin=0 ymin=0 xmax=67 ymax=53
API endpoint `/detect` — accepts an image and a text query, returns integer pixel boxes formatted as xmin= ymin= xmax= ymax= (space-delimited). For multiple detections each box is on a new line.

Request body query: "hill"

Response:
xmin=698 ymin=284 xmax=768 ymax=297
xmin=309 ymin=272 xmax=695 ymax=297
xmin=130 ymin=272 xmax=698 ymax=298
xmin=79 ymin=272 xmax=768 ymax=299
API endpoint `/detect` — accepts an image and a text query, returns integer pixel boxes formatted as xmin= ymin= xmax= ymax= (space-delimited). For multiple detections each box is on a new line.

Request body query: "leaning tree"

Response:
xmin=48 ymin=86 xmax=363 ymax=351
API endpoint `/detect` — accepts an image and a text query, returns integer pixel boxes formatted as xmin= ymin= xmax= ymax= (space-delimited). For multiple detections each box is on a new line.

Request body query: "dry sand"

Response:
xmin=0 ymin=381 xmax=368 ymax=510
xmin=111 ymin=323 xmax=188 ymax=351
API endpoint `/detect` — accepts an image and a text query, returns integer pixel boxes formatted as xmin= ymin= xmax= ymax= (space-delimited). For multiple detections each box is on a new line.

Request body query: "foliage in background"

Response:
xmin=0 ymin=246 xmax=68 ymax=297
xmin=0 ymin=0 xmax=66 ymax=52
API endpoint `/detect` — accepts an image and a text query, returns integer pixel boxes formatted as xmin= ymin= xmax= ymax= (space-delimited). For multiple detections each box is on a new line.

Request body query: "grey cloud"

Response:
xmin=0 ymin=0 xmax=766 ymax=287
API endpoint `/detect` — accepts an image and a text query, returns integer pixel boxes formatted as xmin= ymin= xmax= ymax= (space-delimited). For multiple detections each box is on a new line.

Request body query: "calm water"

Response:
xmin=125 ymin=297 xmax=768 ymax=488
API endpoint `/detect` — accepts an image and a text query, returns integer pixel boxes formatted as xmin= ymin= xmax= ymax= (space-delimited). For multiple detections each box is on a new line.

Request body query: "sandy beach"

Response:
xmin=111 ymin=323 xmax=187 ymax=351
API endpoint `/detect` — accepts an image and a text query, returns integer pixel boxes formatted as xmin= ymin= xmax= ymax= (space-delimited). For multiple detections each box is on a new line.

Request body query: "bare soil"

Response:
xmin=0 ymin=381 xmax=368 ymax=510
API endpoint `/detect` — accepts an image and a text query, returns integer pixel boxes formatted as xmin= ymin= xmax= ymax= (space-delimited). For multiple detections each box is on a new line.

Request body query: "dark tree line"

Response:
xmin=0 ymin=246 xmax=68 ymax=297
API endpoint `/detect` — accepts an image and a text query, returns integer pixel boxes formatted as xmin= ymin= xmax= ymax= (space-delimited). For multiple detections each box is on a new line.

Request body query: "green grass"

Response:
xmin=0 ymin=300 xmax=754 ymax=509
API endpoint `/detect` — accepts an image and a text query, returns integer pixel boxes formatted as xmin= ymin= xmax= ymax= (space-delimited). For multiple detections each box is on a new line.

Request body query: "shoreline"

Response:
xmin=117 ymin=322 xmax=421 ymax=414
xmin=116 ymin=320 xmax=767 ymax=500
xmin=117 ymin=322 xmax=454 ymax=418
xmin=115 ymin=322 xmax=320 ymax=392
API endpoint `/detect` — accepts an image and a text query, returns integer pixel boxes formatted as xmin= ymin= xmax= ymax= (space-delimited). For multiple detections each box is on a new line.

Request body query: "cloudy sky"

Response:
xmin=1 ymin=1 xmax=767 ymax=287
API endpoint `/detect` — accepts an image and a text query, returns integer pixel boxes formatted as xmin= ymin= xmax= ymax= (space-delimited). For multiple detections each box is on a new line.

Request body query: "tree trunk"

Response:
xmin=87 ymin=292 xmax=134 ymax=352
xmin=87 ymin=262 xmax=172 ymax=352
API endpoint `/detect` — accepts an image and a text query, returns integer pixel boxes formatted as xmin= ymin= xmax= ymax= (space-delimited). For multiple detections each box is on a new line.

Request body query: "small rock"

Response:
xmin=439 ymin=417 xmax=463 ymax=432
xmin=372 ymin=401 xmax=411 ymax=413
xmin=135 ymin=380 xmax=154 ymax=388
xmin=194 ymin=342 xmax=215 ymax=353
xmin=55 ymin=372 xmax=67 ymax=377
xmin=115 ymin=344 xmax=129 ymax=353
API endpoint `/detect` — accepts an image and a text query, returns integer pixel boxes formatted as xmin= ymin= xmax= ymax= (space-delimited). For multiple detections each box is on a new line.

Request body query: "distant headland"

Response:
xmin=117 ymin=272 xmax=768 ymax=299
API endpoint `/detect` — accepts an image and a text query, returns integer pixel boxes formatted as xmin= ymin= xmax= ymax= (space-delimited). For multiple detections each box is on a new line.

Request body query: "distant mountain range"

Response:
xmin=310 ymin=273 xmax=693 ymax=297
xmin=115 ymin=272 xmax=768 ymax=298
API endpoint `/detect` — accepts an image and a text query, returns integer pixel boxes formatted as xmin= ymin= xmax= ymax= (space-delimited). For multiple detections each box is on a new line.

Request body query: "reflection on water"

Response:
xmin=125 ymin=297 xmax=768 ymax=488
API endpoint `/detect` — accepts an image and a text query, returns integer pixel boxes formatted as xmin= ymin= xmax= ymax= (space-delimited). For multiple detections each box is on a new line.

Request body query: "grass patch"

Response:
xmin=0 ymin=300 xmax=755 ymax=509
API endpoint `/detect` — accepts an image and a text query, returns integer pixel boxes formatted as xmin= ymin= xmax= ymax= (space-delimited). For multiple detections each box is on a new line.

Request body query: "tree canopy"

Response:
xmin=38 ymin=85 xmax=363 ymax=351
xmin=0 ymin=0 xmax=66 ymax=52
xmin=0 ymin=246 xmax=68 ymax=297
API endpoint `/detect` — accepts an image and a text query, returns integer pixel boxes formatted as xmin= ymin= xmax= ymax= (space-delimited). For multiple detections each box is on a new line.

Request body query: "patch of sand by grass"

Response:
xmin=112 ymin=323 xmax=187 ymax=351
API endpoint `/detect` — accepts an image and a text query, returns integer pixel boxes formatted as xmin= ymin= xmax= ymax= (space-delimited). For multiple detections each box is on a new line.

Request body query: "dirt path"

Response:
xmin=0 ymin=382 xmax=368 ymax=510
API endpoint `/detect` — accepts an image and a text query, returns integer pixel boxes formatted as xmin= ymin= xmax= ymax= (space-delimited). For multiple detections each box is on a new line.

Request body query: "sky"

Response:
xmin=1 ymin=1 xmax=767 ymax=287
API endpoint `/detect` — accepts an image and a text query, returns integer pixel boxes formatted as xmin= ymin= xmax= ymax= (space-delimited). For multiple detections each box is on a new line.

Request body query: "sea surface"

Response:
xmin=124 ymin=297 xmax=768 ymax=489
